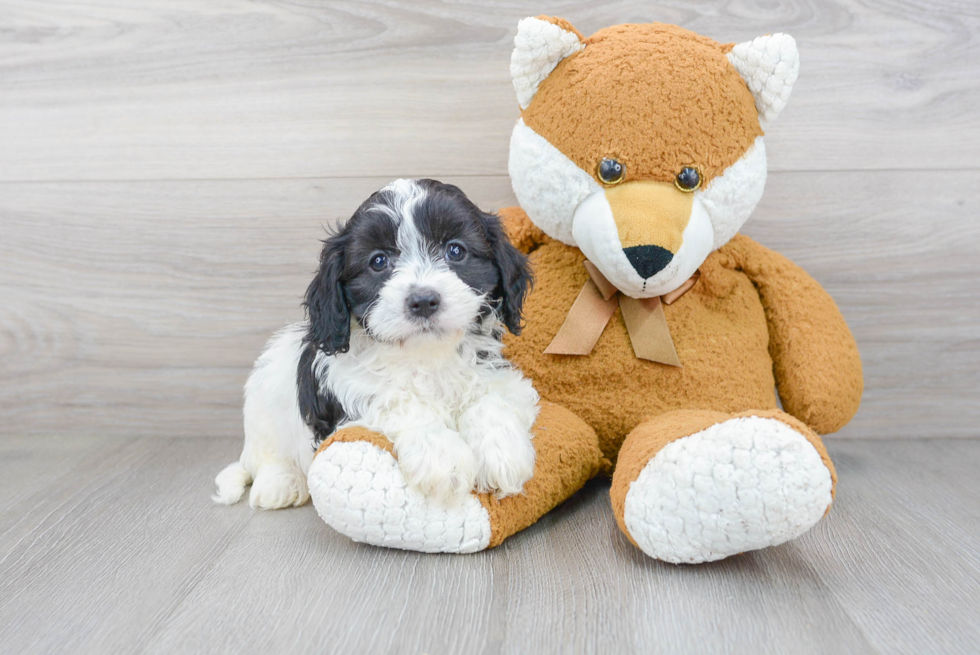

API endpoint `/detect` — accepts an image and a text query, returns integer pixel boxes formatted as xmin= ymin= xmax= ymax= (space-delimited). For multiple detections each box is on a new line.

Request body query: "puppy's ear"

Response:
xmin=483 ymin=211 xmax=534 ymax=335
xmin=304 ymin=232 xmax=351 ymax=354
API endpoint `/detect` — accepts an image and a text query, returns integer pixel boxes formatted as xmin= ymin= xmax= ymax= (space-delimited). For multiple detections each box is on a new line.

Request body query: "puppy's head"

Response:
xmin=304 ymin=179 xmax=532 ymax=354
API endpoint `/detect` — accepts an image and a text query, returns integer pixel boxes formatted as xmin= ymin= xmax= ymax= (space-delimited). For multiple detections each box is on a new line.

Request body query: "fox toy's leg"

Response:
xmin=610 ymin=409 xmax=836 ymax=564
xmin=307 ymin=402 xmax=603 ymax=553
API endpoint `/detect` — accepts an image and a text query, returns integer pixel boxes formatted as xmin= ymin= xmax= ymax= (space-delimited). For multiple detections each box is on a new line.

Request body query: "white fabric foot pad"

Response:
xmin=308 ymin=440 xmax=492 ymax=554
xmin=624 ymin=416 xmax=833 ymax=564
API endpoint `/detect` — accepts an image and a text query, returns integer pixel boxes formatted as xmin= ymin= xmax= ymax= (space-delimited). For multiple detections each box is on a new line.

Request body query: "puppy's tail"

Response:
xmin=213 ymin=461 xmax=252 ymax=505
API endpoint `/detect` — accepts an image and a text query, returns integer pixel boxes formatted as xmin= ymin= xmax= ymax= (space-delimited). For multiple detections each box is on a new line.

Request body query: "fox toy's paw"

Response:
xmin=308 ymin=428 xmax=492 ymax=554
xmin=612 ymin=410 xmax=836 ymax=564
xmin=309 ymin=404 xmax=604 ymax=554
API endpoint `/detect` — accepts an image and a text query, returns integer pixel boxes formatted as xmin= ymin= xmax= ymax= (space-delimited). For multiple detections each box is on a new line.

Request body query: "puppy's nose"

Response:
xmin=623 ymin=245 xmax=673 ymax=279
xmin=406 ymin=288 xmax=441 ymax=318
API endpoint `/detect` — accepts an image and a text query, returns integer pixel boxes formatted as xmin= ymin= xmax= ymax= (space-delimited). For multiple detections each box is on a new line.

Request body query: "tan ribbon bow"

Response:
xmin=544 ymin=262 xmax=700 ymax=366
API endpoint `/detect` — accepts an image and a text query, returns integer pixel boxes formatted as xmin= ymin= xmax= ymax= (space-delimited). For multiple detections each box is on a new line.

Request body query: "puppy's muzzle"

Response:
xmin=406 ymin=287 xmax=441 ymax=319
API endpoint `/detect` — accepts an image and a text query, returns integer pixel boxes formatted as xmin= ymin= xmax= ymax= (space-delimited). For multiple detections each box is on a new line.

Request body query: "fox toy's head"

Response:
xmin=508 ymin=18 xmax=799 ymax=298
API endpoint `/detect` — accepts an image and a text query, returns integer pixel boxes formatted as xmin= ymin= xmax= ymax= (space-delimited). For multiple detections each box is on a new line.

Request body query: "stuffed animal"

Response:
xmin=307 ymin=17 xmax=862 ymax=563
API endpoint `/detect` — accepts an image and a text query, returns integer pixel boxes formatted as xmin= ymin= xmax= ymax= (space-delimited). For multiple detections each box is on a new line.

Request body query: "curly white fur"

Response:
xmin=213 ymin=324 xmax=316 ymax=510
xmin=220 ymin=318 xmax=540 ymax=509
xmin=321 ymin=319 xmax=539 ymax=503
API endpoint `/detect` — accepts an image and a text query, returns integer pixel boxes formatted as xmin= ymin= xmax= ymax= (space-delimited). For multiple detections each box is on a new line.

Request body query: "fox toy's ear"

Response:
xmin=511 ymin=16 xmax=585 ymax=110
xmin=727 ymin=33 xmax=800 ymax=126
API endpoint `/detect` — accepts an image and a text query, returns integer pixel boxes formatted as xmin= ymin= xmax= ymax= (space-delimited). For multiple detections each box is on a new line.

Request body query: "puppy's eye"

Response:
xmin=368 ymin=252 xmax=389 ymax=272
xmin=597 ymin=158 xmax=625 ymax=185
xmin=445 ymin=241 xmax=467 ymax=263
xmin=675 ymin=167 xmax=701 ymax=192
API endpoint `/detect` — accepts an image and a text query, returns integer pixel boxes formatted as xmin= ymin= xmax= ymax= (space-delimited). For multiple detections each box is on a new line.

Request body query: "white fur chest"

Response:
xmin=321 ymin=330 xmax=493 ymax=431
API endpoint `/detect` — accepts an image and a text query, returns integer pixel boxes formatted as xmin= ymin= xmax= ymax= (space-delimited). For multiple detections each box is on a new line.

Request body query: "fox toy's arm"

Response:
xmin=498 ymin=206 xmax=549 ymax=254
xmin=726 ymin=235 xmax=863 ymax=434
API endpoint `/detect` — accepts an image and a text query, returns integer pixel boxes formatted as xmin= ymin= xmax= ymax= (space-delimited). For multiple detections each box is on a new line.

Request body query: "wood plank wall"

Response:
xmin=1 ymin=0 xmax=978 ymax=439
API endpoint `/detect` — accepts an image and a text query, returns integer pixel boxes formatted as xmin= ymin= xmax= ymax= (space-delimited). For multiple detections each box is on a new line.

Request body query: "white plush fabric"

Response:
xmin=511 ymin=17 xmax=584 ymax=110
xmin=509 ymin=118 xmax=600 ymax=245
xmin=699 ymin=136 xmax=768 ymax=250
xmin=623 ymin=416 xmax=833 ymax=564
xmin=727 ymin=34 xmax=800 ymax=127
xmin=309 ymin=440 xmax=492 ymax=554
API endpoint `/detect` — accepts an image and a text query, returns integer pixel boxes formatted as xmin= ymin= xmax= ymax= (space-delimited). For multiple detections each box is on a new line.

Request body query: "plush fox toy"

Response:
xmin=308 ymin=18 xmax=863 ymax=564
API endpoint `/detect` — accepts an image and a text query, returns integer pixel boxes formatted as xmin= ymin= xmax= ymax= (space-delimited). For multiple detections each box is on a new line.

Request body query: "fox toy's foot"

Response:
xmin=610 ymin=409 xmax=836 ymax=564
xmin=308 ymin=427 xmax=491 ymax=553
xmin=307 ymin=403 xmax=602 ymax=553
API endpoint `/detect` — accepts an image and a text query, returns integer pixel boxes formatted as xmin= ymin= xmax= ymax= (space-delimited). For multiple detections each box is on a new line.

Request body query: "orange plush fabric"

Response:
xmin=498 ymin=205 xmax=549 ymax=254
xmin=523 ymin=23 xmax=763 ymax=186
xmin=316 ymin=426 xmax=395 ymax=458
xmin=503 ymin=211 xmax=777 ymax=464
xmin=311 ymin=18 xmax=862 ymax=560
xmin=479 ymin=402 xmax=604 ymax=547
xmin=501 ymin=209 xmax=861 ymax=463
xmin=722 ymin=237 xmax=864 ymax=433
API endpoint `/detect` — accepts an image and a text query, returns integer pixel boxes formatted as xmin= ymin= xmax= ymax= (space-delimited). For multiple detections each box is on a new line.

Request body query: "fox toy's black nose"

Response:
xmin=406 ymin=289 xmax=441 ymax=318
xmin=623 ymin=245 xmax=673 ymax=279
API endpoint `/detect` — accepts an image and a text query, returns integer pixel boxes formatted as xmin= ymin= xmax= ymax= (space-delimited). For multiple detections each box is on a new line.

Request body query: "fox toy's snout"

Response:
xmin=571 ymin=180 xmax=714 ymax=297
xmin=603 ymin=181 xmax=694 ymax=279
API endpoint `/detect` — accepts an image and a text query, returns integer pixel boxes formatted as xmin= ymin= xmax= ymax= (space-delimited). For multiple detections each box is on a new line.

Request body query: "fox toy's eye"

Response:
xmin=675 ymin=167 xmax=702 ymax=192
xmin=445 ymin=241 xmax=467 ymax=262
xmin=368 ymin=252 xmax=389 ymax=271
xmin=597 ymin=158 xmax=625 ymax=185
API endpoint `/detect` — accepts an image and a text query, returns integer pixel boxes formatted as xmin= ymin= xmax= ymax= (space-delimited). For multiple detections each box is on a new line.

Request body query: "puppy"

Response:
xmin=214 ymin=179 xmax=539 ymax=509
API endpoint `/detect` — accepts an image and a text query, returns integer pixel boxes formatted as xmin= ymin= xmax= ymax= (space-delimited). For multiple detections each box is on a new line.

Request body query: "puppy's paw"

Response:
xmin=212 ymin=461 xmax=251 ymax=505
xmin=248 ymin=461 xmax=309 ymax=510
xmin=468 ymin=426 xmax=536 ymax=499
xmin=395 ymin=431 xmax=478 ymax=503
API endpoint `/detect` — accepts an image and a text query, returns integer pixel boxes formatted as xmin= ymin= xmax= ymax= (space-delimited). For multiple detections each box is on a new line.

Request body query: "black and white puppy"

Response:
xmin=214 ymin=179 xmax=538 ymax=509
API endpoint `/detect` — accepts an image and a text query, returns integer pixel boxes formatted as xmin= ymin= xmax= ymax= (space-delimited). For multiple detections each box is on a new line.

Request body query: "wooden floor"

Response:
xmin=1 ymin=436 xmax=978 ymax=654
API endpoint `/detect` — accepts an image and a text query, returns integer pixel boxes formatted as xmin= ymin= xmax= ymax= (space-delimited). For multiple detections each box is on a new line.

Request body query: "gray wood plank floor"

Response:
xmin=0 ymin=437 xmax=978 ymax=654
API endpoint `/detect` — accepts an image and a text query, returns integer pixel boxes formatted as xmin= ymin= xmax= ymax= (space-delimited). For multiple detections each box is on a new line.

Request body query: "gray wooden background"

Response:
xmin=2 ymin=0 xmax=978 ymax=440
